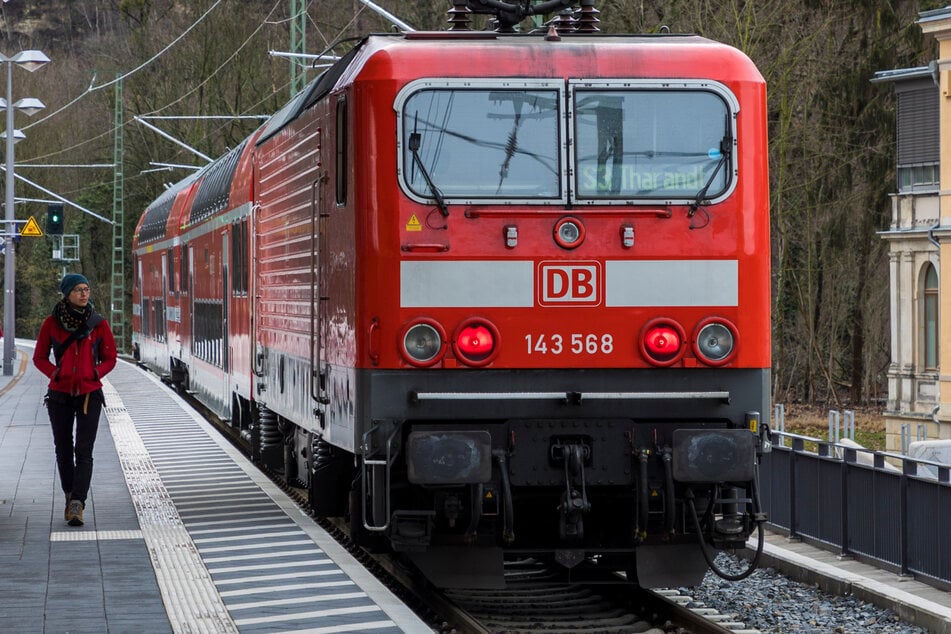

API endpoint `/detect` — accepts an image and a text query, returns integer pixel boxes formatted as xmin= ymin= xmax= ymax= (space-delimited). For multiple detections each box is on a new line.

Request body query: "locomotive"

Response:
xmin=132 ymin=0 xmax=771 ymax=589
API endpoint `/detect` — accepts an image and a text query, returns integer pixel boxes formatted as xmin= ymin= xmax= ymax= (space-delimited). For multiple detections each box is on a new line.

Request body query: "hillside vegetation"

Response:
xmin=0 ymin=0 xmax=938 ymax=407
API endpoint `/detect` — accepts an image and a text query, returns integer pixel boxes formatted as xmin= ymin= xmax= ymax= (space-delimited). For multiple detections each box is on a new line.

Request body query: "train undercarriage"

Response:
xmin=233 ymin=396 xmax=768 ymax=588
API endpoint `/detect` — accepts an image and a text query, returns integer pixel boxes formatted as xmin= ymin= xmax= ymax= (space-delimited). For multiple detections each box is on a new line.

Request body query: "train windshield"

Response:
xmin=571 ymin=85 xmax=735 ymax=203
xmin=395 ymin=79 xmax=738 ymax=206
xmin=399 ymin=84 xmax=562 ymax=202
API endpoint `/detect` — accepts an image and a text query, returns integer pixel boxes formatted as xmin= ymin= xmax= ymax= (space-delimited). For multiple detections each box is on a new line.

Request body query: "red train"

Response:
xmin=132 ymin=3 xmax=771 ymax=588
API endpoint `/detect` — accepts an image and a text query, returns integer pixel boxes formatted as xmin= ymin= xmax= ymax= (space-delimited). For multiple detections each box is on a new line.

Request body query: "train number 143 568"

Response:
xmin=525 ymin=333 xmax=614 ymax=355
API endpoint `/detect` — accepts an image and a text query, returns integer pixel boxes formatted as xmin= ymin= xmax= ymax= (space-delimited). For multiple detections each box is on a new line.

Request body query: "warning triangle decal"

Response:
xmin=20 ymin=216 xmax=43 ymax=237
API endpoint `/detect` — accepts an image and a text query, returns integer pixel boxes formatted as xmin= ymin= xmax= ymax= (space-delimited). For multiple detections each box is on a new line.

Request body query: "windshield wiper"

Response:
xmin=497 ymin=94 xmax=528 ymax=194
xmin=409 ymin=113 xmax=449 ymax=217
xmin=688 ymin=133 xmax=732 ymax=218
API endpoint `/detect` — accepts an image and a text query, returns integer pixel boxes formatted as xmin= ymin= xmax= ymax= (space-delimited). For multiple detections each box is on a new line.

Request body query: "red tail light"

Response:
xmin=458 ymin=325 xmax=492 ymax=356
xmin=453 ymin=319 xmax=500 ymax=366
xmin=640 ymin=319 xmax=685 ymax=366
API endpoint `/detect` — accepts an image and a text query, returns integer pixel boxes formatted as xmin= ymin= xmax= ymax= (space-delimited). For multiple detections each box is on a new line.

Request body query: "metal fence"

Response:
xmin=759 ymin=429 xmax=951 ymax=590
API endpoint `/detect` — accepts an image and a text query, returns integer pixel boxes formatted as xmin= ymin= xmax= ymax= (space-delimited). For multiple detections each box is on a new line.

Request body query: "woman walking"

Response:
xmin=33 ymin=273 xmax=117 ymax=526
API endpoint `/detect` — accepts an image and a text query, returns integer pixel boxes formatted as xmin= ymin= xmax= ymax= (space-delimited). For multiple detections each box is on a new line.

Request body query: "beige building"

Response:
xmin=877 ymin=8 xmax=951 ymax=452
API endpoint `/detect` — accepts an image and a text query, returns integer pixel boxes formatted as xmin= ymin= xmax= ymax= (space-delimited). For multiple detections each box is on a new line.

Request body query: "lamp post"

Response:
xmin=1 ymin=49 xmax=48 ymax=376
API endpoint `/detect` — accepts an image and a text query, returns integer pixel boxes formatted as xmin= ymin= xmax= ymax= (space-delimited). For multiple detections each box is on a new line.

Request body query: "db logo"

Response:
xmin=537 ymin=261 xmax=602 ymax=306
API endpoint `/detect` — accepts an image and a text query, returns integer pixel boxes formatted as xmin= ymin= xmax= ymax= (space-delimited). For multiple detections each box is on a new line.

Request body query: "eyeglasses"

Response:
xmin=71 ymin=287 xmax=91 ymax=295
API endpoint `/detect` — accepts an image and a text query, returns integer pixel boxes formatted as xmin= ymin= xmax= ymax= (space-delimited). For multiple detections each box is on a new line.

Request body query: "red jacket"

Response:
xmin=33 ymin=312 xmax=117 ymax=396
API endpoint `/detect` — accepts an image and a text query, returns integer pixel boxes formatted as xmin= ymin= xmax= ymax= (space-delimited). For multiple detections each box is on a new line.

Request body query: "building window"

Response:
xmin=896 ymin=80 xmax=939 ymax=193
xmin=923 ymin=263 xmax=939 ymax=370
xmin=898 ymin=162 xmax=939 ymax=191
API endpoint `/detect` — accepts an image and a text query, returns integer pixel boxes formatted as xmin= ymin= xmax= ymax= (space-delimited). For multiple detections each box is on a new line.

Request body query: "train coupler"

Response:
xmin=553 ymin=440 xmax=591 ymax=541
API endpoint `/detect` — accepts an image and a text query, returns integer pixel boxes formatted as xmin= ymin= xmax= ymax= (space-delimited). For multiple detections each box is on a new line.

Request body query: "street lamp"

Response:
xmin=2 ymin=49 xmax=48 ymax=376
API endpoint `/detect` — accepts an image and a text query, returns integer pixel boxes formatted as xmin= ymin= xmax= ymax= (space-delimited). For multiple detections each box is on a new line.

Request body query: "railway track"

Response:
xmin=174 ymin=379 xmax=760 ymax=634
xmin=432 ymin=560 xmax=761 ymax=634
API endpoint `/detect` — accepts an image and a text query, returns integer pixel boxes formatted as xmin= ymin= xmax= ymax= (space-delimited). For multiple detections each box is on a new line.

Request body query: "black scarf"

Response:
xmin=51 ymin=300 xmax=95 ymax=365
xmin=53 ymin=299 xmax=93 ymax=333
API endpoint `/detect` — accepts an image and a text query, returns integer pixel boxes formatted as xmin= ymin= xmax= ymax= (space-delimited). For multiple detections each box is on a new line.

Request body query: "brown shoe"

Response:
xmin=66 ymin=500 xmax=84 ymax=526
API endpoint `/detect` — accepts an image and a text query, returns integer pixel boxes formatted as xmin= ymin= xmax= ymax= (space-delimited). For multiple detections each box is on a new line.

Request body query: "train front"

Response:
xmin=347 ymin=32 xmax=770 ymax=588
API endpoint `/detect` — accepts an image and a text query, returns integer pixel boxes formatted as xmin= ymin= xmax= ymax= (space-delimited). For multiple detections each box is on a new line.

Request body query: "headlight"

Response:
xmin=693 ymin=319 xmax=738 ymax=366
xmin=554 ymin=217 xmax=585 ymax=249
xmin=401 ymin=320 xmax=445 ymax=367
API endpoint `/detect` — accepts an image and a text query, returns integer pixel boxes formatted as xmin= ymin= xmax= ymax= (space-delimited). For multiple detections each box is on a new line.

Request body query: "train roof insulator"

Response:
xmin=640 ymin=318 xmax=686 ymax=366
xmin=693 ymin=318 xmax=738 ymax=366
xmin=453 ymin=319 xmax=500 ymax=367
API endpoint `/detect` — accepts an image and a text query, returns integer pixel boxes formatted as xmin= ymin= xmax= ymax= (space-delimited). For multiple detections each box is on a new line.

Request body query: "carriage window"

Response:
xmin=231 ymin=219 xmax=248 ymax=295
xmin=180 ymin=245 xmax=189 ymax=294
xmin=400 ymin=87 xmax=561 ymax=201
xmin=573 ymin=89 xmax=732 ymax=201
xmin=167 ymin=248 xmax=176 ymax=294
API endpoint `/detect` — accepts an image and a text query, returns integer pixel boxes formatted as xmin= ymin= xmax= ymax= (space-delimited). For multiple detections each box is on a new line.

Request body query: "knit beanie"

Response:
xmin=60 ymin=273 xmax=89 ymax=297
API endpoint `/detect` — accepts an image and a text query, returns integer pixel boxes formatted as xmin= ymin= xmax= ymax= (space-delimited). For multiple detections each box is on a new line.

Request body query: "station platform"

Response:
xmin=0 ymin=340 xmax=432 ymax=634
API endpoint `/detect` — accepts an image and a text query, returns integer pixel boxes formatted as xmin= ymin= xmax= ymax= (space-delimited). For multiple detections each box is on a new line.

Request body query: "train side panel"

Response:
xmin=253 ymin=113 xmax=330 ymax=434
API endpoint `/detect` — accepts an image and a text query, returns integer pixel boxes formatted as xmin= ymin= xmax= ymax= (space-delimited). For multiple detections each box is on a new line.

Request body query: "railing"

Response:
xmin=760 ymin=429 xmax=951 ymax=590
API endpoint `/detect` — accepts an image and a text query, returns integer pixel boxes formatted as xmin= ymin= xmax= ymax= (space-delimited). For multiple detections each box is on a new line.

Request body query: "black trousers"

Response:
xmin=47 ymin=389 xmax=104 ymax=504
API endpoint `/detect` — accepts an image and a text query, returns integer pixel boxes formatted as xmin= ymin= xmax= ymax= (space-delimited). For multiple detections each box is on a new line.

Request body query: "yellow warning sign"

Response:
xmin=405 ymin=214 xmax=422 ymax=232
xmin=20 ymin=216 xmax=43 ymax=237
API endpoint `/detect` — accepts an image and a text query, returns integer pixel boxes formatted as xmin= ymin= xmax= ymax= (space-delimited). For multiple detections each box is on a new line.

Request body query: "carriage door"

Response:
xmin=310 ymin=123 xmax=330 ymax=422
xmin=221 ymin=232 xmax=231 ymax=394
xmin=137 ymin=257 xmax=146 ymax=337
xmin=160 ymin=252 xmax=168 ymax=347
xmin=189 ymin=245 xmax=195 ymax=359
xmin=310 ymin=171 xmax=329 ymax=417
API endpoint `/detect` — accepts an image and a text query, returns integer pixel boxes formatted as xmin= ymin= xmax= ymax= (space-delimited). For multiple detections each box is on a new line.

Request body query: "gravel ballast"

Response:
xmin=683 ymin=554 xmax=930 ymax=633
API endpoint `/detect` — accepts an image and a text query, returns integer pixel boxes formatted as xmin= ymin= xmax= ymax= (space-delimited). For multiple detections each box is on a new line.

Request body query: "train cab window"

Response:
xmin=570 ymin=81 xmax=737 ymax=204
xmin=396 ymin=80 xmax=563 ymax=204
xmin=336 ymin=99 xmax=347 ymax=205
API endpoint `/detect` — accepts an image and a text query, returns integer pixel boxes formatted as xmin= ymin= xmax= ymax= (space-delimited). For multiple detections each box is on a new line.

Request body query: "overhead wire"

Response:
xmin=23 ymin=0 xmax=225 ymax=132
xmin=155 ymin=0 xmax=368 ymax=159
xmin=25 ymin=0 xmax=285 ymax=167
xmin=25 ymin=0 xmax=368 ymax=176
xmin=145 ymin=0 xmax=284 ymax=117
